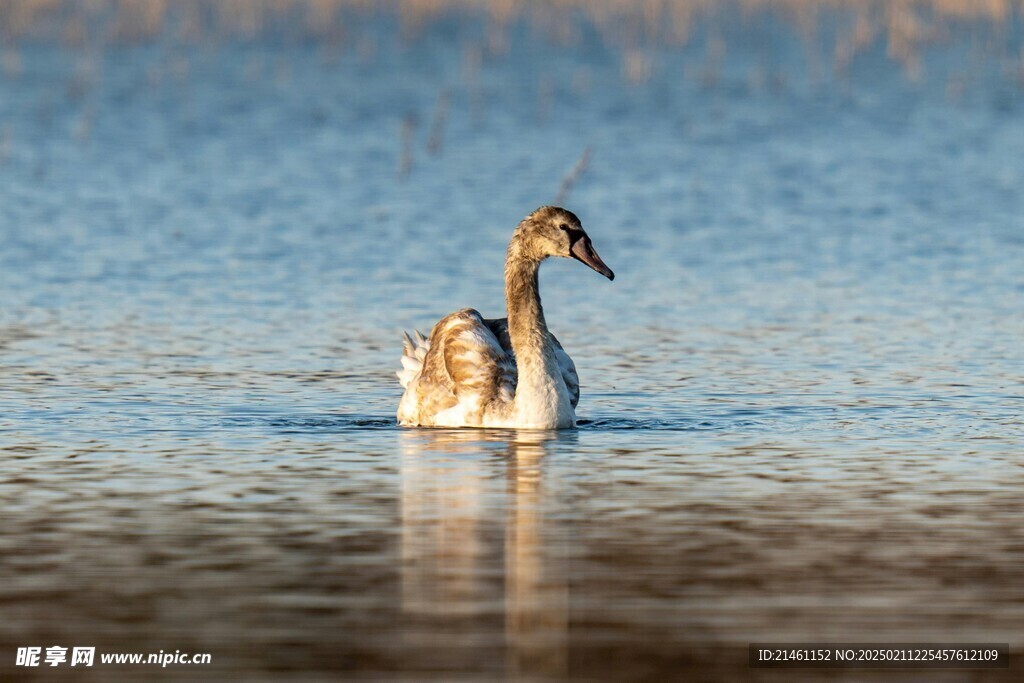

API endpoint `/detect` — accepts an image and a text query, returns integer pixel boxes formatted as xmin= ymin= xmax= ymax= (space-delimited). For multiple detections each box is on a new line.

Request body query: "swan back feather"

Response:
xmin=398 ymin=309 xmax=517 ymax=427
xmin=397 ymin=311 xmax=580 ymax=428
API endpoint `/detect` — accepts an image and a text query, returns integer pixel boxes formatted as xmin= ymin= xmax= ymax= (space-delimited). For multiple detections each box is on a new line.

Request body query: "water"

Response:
xmin=1 ymin=3 xmax=1023 ymax=680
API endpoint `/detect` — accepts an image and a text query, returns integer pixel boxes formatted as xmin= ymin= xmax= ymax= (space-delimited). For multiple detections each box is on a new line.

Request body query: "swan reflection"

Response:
xmin=398 ymin=429 xmax=573 ymax=678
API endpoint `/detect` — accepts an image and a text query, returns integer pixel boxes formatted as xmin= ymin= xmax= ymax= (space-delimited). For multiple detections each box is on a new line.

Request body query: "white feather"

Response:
xmin=396 ymin=330 xmax=429 ymax=390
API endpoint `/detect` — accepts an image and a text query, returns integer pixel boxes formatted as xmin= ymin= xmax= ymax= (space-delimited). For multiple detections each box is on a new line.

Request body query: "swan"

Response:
xmin=396 ymin=206 xmax=614 ymax=429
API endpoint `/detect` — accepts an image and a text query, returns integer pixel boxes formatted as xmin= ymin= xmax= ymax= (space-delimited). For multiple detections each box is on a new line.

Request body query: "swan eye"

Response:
xmin=559 ymin=223 xmax=570 ymax=232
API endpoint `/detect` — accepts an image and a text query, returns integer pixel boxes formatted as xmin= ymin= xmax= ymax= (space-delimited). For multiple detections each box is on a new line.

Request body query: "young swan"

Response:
xmin=397 ymin=206 xmax=614 ymax=429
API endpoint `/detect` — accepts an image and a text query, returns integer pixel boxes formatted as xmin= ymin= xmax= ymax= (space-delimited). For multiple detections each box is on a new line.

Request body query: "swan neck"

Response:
xmin=503 ymin=231 xmax=574 ymax=428
xmin=505 ymin=248 xmax=548 ymax=356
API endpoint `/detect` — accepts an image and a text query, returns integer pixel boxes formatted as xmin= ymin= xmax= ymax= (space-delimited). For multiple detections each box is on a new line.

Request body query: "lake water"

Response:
xmin=1 ymin=3 xmax=1023 ymax=680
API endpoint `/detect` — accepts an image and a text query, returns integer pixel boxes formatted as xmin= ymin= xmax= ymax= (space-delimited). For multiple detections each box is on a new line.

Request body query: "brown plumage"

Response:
xmin=397 ymin=206 xmax=613 ymax=429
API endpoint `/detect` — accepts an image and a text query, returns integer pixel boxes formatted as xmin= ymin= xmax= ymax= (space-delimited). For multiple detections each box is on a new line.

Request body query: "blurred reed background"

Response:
xmin=2 ymin=1 xmax=1022 ymax=82
xmin=2 ymin=0 xmax=1022 ymax=182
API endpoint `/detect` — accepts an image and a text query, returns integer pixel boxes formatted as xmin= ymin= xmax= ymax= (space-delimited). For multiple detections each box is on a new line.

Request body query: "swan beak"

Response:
xmin=570 ymin=236 xmax=615 ymax=280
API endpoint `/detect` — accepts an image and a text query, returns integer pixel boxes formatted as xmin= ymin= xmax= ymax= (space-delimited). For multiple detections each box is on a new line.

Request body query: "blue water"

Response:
xmin=1 ymin=3 xmax=1023 ymax=680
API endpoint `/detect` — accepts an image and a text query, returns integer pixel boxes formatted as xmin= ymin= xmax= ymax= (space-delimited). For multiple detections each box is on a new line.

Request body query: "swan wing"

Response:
xmin=400 ymin=309 xmax=516 ymax=426
xmin=550 ymin=335 xmax=580 ymax=408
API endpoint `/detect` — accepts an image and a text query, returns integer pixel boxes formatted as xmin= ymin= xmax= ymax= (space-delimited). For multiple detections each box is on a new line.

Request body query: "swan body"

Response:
xmin=397 ymin=206 xmax=613 ymax=429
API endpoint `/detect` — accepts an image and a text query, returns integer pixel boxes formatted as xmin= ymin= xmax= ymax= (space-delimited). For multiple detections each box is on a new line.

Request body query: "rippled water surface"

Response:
xmin=2 ymin=3 xmax=1023 ymax=680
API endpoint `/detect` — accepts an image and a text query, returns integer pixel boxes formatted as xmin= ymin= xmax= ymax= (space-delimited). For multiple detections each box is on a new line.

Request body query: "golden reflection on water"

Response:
xmin=399 ymin=429 xmax=568 ymax=679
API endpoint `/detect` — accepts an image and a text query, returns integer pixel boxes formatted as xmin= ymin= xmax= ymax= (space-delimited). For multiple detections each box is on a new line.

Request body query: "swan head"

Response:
xmin=515 ymin=206 xmax=615 ymax=280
